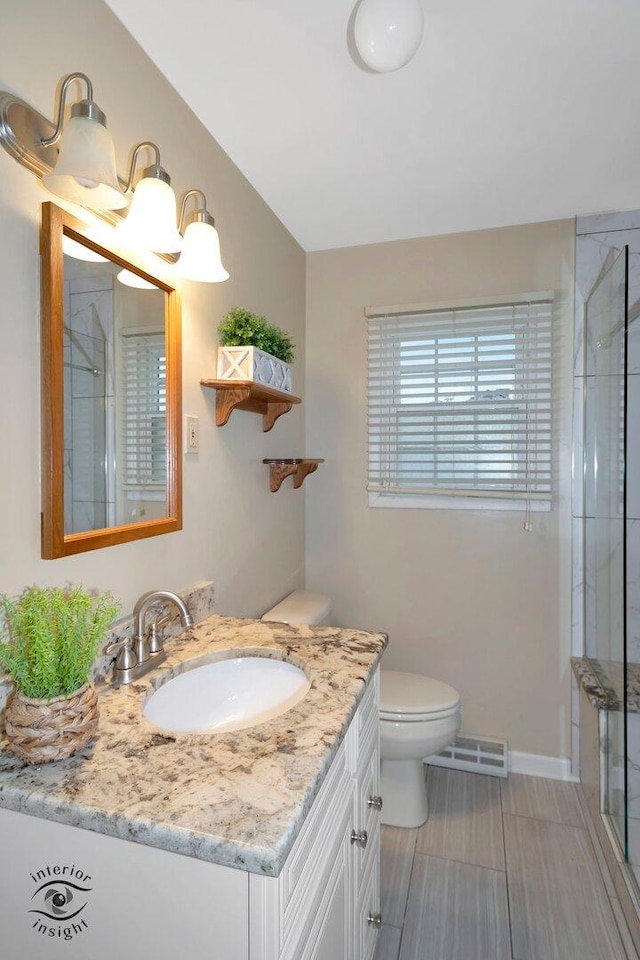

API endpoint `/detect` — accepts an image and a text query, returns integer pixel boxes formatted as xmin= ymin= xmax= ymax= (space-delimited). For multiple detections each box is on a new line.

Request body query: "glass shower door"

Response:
xmin=626 ymin=291 xmax=640 ymax=887
xmin=584 ymin=246 xmax=628 ymax=857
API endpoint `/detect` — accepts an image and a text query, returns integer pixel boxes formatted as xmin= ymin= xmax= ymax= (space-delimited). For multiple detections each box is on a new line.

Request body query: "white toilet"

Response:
xmin=261 ymin=589 xmax=332 ymax=627
xmin=261 ymin=591 xmax=461 ymax=830
xmin=379 ymin=670 xmax=460 ymax=828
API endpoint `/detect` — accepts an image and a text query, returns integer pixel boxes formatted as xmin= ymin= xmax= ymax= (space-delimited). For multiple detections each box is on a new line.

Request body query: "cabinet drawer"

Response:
xmin=353 ymin=778 xmax=380 ymax=896
xmin=350 ymin=672 xmax=379 ymax=770
xmin=359 ymin=741 xmax=381 ymax=853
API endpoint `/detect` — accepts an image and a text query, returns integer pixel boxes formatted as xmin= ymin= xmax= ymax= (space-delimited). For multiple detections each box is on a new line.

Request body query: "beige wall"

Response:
xmin=306 ymin=221 xmax=575 ymax=759
xmin=0 ymin=0 xmax=306 ymax=617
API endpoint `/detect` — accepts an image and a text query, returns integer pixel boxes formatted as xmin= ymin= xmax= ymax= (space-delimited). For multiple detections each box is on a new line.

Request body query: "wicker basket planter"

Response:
xmin=4 ymin=682 xmax=99 ymax=764
xmin=217 ymin=346 xmax=293 ymax=393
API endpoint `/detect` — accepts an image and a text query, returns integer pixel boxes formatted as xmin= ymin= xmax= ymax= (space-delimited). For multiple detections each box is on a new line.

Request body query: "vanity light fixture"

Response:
xmin=353 ymin=0 xmax=424 ymax=72
xmin=41 ymin=73 xmax=126 ymax=209
xmin=177 ymin=189 xmax=229 ymax=283
xmin=0 ymin=72 xmax=126 ymax=209
xmin=0 ymin=73 xmax=229 ymax=283
xmin=115 ymin=141 xmax=183 ymax=254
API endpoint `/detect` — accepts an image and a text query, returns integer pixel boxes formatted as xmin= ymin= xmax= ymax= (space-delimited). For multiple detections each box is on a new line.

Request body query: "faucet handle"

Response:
xmin=105 ymin=636 xmax=137 ymax=671
xmin=148 ymin=615 xmax=171 ymax=654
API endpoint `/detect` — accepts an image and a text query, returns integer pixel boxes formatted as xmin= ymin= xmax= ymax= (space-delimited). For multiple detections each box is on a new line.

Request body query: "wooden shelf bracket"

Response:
xmin=263 ymin=459 xmax=325 ymax=493
xmin=200 ymin=380 xmax=301 ymax=432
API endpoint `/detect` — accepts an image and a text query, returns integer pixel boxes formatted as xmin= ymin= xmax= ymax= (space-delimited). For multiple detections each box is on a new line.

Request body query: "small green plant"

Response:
xmin=0 ymin=585 xmax=120 ymax=700
xmin=218 ymin=308 xmax=295 ymax=364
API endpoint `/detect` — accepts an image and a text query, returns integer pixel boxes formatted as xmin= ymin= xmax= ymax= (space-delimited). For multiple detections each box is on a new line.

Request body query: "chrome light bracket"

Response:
xmin=0 ymin=92 xmax=59 ymax=178
xmin=0 ymin=91 xmax=196 ymax=267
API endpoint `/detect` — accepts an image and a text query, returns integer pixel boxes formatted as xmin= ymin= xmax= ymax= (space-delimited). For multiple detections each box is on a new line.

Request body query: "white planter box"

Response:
xmin=217 ymin=346 xmax=292 ymax=393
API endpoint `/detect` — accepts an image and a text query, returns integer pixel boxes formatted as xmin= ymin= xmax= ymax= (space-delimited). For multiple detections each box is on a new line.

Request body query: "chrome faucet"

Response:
xmin=107 ymin=590 xmax=194 ymax=685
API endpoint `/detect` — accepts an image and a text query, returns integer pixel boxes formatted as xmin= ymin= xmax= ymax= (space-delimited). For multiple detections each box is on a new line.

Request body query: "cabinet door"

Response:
xmin=351 ymin=673 xmax=381 ymax=960
xmin=354 ymin=827 xmax=381 ymax=960
xmin=304 ymin=818 xmax=353 ymax=960
xmin=0 ymin=807 xmax=249 ymax=960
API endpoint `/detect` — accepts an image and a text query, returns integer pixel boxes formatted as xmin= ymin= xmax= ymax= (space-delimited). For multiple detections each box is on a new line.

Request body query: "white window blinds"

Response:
xmin=121 ymin=330 xmax=166 ymax=489
xmin=367 ymin=294 xmax=553 ymax=503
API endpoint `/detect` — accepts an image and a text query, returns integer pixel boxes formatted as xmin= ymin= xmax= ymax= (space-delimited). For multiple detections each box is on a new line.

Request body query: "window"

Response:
xmin=120 ymin=329 xmax=167 ymax=491
xmin=367 ymin=293 xmax=553 ymax=509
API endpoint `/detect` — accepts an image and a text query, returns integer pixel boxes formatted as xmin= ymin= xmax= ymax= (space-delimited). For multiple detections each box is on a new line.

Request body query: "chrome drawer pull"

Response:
xmin=367 ymin=912 xmax=382 ymax=929
xmin=350 ymin=829 xmax=368 ymax=848
xmin=368 ymin=795 xmax=383 ymax=811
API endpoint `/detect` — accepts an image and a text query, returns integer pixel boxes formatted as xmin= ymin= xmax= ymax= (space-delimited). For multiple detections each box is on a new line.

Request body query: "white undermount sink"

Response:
xmin=143 ymin=656 xmax=311 ymax=734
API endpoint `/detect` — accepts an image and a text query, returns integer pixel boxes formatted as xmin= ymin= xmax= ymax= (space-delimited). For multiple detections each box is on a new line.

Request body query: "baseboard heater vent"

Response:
xmin=426 ymin=736 xmax=508 ymax=778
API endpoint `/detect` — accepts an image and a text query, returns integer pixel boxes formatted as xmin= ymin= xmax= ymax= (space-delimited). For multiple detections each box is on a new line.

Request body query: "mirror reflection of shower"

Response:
xmin=64 ymin=323 xmax=103 ymax=377
xmin=63 ymin=283 xmax=114 ymax=534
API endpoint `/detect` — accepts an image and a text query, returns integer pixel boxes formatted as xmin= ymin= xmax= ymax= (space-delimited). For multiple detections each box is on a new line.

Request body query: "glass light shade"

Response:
xmin=115 ymin=176 xmax=183 ymax=253
xmin=177 ymin=220 xmax=229 ymax=283
xmin=354 ymin=0 xmax=424 ymax=72
xmin=116 ymin=269 xmax=157 ymax=290
xmin=62 ymin=236 xmax=109 ymax=262
xmin=42 ymin=115 xmax=127 ymax=209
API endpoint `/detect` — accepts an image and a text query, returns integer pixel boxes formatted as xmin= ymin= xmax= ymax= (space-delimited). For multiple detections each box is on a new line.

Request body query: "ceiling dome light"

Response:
xmin=354 ymin=0 xmax=424 ymax=73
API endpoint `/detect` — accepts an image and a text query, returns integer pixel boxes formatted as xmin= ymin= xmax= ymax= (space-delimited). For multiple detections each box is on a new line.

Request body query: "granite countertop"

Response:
xmin=572 ymin=656 xmax=640 ymax=713
xmin=0 ymin=615 xmax=387 ymax=877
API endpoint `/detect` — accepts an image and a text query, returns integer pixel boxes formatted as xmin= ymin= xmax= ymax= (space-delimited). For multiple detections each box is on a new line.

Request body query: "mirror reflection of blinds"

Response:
xmin=367 ymin=296 xmax=553 ymax=501
xmin=121 ymin=331 xmax=166 ymax=489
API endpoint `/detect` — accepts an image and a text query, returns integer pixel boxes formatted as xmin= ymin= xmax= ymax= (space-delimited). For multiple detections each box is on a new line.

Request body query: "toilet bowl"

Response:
xmin=380 ymin=670 xmax=461 ymax=828
xmin=261 ymin=592 xmax=461 ymax=830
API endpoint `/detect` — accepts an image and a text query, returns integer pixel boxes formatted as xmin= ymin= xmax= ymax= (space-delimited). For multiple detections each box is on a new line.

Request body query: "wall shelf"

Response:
xmin=263 ymin=459 xmax=324 ymax=492
xmin=200 ymin=380 xmax=301 ymax=431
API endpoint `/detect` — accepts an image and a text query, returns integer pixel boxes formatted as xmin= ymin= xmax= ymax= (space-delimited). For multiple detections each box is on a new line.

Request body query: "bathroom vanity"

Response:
xmin=0 ymin=615 xmax=386 ymax=960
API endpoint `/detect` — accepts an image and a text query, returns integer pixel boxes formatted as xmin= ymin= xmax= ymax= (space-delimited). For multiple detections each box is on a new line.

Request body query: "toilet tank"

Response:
xmin=261 ymin=590 xmax=332 ymax=627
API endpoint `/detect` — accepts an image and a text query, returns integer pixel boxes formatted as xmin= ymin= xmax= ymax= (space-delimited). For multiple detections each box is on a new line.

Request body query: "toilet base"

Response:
xmin=380 ymin=758 xmax=429 ymax=828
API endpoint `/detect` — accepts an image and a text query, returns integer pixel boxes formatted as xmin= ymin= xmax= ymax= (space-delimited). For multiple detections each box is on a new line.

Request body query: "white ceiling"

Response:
xmin=104 ymin=0 xmax=640 ymax=252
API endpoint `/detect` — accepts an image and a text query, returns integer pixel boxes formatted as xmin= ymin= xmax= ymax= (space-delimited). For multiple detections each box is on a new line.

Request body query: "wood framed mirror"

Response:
xmin=40 ymin=201 xmax=182 ymax=558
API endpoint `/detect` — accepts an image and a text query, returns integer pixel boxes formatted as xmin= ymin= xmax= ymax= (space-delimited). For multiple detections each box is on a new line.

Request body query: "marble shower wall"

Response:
xmin=573 ymin=211 xmax=640 ymax=665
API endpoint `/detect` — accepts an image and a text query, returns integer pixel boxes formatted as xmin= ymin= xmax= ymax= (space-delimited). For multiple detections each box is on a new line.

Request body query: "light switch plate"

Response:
xmin=185 ymin=415 xmax=199 ymax=454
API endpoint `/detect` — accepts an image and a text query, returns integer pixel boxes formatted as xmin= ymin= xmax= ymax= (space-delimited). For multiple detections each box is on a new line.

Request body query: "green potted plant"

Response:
xmin=217 ymin=307 xmax=295 ymax=392
xmin=0 ymin=585 xmax=119 ymax=764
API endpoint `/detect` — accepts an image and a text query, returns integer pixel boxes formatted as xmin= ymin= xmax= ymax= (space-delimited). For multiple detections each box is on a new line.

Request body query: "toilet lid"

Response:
xmin=380 ymin=670 xmax=460 ymax=720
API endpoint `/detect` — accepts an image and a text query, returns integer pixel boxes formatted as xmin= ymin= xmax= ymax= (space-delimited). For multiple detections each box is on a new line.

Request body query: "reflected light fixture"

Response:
xmin=116 ymin=269 xmax=158 ymax=290
xmin=62 ymin=235 xmax=109 ymax=263
xmin=177 ymin=189 xmax=229 ymax=283
xmin=115 ymin=141 xmax=183 ymax=254
xmin=0 ymin=72 xmax=126 ymax=209
xmin=354 ymin=0 xmax=424 ymax=72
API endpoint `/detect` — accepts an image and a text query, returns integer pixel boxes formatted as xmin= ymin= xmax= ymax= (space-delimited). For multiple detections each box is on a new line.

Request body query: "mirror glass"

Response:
xmin=41 ymin=202 xmax=182 ymax=558
xmin=63 ymin=254 xmax=167 ymax=533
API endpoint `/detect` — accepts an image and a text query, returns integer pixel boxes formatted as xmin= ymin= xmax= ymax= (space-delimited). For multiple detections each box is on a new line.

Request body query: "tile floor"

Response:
xmin=374 ymin=767 xmax=639 ymax=960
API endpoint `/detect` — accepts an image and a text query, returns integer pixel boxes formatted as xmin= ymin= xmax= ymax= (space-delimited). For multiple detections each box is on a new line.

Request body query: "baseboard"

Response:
xmin=509 ymin=750 xmax=578 ymax=782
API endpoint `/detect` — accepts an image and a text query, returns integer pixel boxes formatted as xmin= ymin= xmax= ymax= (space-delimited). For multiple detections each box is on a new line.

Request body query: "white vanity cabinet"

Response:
xmin=250 ymin=670 xmax=381 ymax=960
xmin=0 ymin=671 xmax=380 ymax=960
